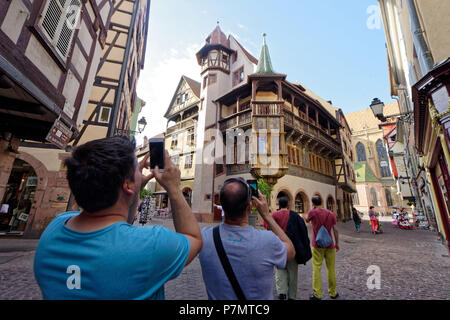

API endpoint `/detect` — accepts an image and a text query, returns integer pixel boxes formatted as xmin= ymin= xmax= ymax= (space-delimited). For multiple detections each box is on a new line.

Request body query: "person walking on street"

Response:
xmin=33 ymin=136 xmax=202 ymax=299
xmin=352 ymin=207 xmax=361 ymax=233
xmin=369 ymin=206 xmax=379 ymax=234
xmin=306 ymin=195 xmax=339 ymax=300
xmin=264 ymin=197 xmax=311 ymax=300
xmin=138 ymin=195 xmax=151 ymax=226
xmin=199 ymin=178 xmax=295 ymax=300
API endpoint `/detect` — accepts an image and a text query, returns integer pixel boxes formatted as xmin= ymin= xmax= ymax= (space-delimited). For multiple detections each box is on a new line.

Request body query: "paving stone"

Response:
xmin=0 ymin=218 xmax=448 ymax=300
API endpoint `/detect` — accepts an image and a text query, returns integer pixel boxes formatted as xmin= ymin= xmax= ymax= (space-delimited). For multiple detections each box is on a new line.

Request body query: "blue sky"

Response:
xmin=137 ymin=0 xmax=395 ymax=140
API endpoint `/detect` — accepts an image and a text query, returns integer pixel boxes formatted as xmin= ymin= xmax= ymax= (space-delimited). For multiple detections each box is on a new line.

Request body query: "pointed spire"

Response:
xmin=255 ymin=33 xmax=275 ymax=75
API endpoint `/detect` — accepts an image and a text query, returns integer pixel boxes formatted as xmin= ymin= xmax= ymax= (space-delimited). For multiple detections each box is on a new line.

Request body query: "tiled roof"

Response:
xmin=232 ymin=36 xmax=258 ymax=65
xmin=294 ymin=81 xmax=340 ymax=119
xmin=205 ymin=25 xmax=230 ymax=49
xmin=345 ymin=102 xmax=400 ymax=132
xmin=354 ymin=162 xmax=379 ymax=182
xmin=183 ymin=75 xmax=201 ymax=98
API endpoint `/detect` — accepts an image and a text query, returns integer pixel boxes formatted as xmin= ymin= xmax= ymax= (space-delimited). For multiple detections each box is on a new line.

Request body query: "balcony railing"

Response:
xmin=252 ymin=103 xmax=282 ymax=116
xmin=167 ymin=118 xmax=195 ymax=135
xmin=283 ymin=109 xmax=341 ymax=155
xmin=219 ymin=111 xmax=252 ymax=131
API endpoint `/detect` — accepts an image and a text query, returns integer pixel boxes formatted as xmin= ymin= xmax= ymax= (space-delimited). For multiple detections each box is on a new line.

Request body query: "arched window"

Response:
xmin=356 ymin=142 xmax=366 ymax=162
xmin=370 ymin=188 xmax=378 ymax=206
xmin=385 ymin=188 xmax=393 ymax=207
xmin=376 ymin=139 xmax=391 ymax=177
xmin=295 ymin=193 xmax=304 ymax=214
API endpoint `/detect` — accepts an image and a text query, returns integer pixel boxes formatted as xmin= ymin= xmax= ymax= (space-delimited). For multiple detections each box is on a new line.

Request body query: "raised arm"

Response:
xmin=152 ymin=150 xmax=202 ymax=266
xmin=252 ymin=191 xmax=295 ymax=262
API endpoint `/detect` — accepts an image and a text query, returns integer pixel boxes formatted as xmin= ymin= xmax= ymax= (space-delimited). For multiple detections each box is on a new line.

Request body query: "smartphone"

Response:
xmin=149 ymin=138 xmax=164 ymax=172
xmin=247 ymin=179 xmax=258 ymax=198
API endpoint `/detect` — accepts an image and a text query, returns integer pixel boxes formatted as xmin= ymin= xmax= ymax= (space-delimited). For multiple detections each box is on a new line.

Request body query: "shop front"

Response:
xmin=0 ymin=159 xmax=36 ymax=235
xmin=413 ymin=58 xmax=450 ymax=253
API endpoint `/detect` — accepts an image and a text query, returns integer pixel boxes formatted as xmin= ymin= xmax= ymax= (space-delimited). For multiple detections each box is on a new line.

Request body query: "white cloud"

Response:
xmin=136 ymin=43 xmax=201 ymax=144
xmin=237 ymin=23 xmax=246 ymax=30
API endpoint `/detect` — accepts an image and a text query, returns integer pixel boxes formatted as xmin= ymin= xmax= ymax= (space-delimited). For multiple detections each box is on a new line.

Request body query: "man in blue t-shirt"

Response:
xmin=33 ymin=136 xmax=202 ymax=299
xmin=199 ymin=178 xmax=295 ymax=300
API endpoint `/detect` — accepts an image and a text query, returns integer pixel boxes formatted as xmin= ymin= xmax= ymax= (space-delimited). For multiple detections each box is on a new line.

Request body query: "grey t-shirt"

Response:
xmin=199 ymin=223 xmax=287 ymax=300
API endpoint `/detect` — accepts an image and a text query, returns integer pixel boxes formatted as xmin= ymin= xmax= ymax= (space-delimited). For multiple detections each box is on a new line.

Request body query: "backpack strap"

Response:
xmin=213 ymin=225 xmax=247 ymax=300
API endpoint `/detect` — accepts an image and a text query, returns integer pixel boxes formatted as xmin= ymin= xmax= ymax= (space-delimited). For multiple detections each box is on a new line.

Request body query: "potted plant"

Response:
xmin=248 ymin=179 xmax=273 ymax=227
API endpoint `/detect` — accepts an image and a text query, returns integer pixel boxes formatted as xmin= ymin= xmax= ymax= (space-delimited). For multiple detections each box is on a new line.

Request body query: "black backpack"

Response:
xmin=286 ymin=210 xmax=312 ymax=265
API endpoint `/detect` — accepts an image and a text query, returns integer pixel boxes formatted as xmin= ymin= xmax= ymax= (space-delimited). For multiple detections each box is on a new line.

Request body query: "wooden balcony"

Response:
xmin=167 ymin=118 xmax=195 ymax=135
xmin=282 ymin=108 xmax=341 ymax=156
xmin=219 ymin=110 xmax=252 ymax=131
xmin=252 ymin=103 xmax=283 ymax=116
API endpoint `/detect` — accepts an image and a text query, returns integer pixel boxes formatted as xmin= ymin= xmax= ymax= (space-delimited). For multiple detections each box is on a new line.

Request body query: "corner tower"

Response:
xmin=191 ymin=24 xmax=235 ymax=220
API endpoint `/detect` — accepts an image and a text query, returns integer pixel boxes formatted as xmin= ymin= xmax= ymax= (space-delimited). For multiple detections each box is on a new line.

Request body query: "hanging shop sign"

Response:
xmin=46 ymin=116 xmax=72 ymax=149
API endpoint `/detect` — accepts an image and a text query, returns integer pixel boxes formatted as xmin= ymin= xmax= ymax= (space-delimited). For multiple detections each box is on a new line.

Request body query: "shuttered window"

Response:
xmin=39 ymin=0 xmax=81 ymax=59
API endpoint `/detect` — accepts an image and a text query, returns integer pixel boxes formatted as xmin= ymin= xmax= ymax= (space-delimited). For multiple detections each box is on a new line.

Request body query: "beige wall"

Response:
xmin=273 ymin=174 xmax=336 ymax=214
xmin=416 ymin=0 xmax=450 ymax=65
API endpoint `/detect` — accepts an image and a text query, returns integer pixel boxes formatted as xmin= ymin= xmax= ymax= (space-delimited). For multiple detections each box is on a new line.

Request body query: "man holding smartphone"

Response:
xmin=33 ymin=136 xmax=202 ymax=299
xmin=198 ymin=177 xmax=295 ymax=299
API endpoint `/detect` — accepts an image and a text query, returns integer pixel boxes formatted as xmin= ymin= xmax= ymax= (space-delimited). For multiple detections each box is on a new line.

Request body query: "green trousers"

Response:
xmin=311 ymin=247 xmax=337 ymax=299
xmin=275 ymin=258 xmax=298 ymax=300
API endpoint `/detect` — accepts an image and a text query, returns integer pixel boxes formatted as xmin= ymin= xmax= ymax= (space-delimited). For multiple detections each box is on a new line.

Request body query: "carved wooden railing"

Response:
xmin=282 ymin=109 xmax=341 ymax=155
xmin=167 ymin=118 xmax=195 ymax=135
xmin=219 ymin=111 xmax=252 ymax=131
xmin=252 ymin=103 xmax=282 ymax=116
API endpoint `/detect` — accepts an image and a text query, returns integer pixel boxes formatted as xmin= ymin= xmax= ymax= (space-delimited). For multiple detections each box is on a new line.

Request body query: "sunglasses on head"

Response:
xmin=222 ymin=177 xmax=252 ymax=206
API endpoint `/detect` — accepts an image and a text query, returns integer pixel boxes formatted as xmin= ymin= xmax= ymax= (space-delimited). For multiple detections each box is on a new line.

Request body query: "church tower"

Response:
xmin=191 ymin=24 xmax=235 ymax=220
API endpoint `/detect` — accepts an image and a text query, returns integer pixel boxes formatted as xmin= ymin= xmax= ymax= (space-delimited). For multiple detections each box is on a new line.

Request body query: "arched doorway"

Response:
xmin=0 ymin=159 xmax=37 ymax=234
xmin=276 ymin=190 xmax=292 ymax=210
xmin=294 ymin=192 xmax=309 ymax=215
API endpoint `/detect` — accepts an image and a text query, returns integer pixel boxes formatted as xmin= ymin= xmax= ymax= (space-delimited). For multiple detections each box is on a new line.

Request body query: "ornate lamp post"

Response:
xmin=369 ymin=98 xmax=387 ymax=122
xmin=115 ymin=116 xmax=147 ymax=137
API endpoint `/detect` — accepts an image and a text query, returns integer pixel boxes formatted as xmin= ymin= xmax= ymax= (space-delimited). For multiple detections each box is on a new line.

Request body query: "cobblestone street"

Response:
xmin=0 ymin=218 xmax=448 ymax=300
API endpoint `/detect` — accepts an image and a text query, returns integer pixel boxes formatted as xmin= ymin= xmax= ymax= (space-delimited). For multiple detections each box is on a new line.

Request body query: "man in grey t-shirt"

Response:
xmin=199 ymin=178 xmax=295 ymax=300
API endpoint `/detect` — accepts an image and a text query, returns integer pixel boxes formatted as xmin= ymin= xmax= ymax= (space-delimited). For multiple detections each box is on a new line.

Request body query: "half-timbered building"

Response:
xmin=0 ymin=0 xmax=150 ymax=237
xmin=74 ymin=0 xmax=150 ymax=145
xmin=163 ymin=75 xmax=201 ymax=206
xmin=162 ymin=25 xmax=351 ymax=223
xmin=334 ymin=108 xmax=356 ymax=221
xmin=0 ymin=0 xmax=115 ymax=237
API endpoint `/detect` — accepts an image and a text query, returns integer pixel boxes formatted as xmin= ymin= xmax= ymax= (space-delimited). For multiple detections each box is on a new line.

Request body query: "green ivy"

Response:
xmin=257 ymin=178 xmax=273 ymax=201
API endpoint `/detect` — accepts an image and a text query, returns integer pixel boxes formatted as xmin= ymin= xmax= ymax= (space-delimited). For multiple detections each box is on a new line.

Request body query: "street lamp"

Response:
xmin=114 ymin=116 xmax=148 ymax=138
xmin=369 ymin=98 xmax=387 ymax=122
xmin=137 ymin=116 xmax=147 ymax=134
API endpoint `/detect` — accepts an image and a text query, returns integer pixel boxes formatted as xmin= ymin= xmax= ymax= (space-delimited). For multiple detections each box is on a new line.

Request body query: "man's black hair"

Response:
xmin=370 ymin=206 xmax=374 ymax=209
xmin=65 ymin=136 xmax=137 ymax=212
xmin=312 ymin=195 xmax=322 ymax=206
xmin=219 ymin=179 xmax=250 ymax=220
xmin=278 ymin=197 xmax=289 ymax=209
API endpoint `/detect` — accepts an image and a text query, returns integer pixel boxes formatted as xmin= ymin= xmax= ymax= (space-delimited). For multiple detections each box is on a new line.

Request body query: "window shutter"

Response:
xmin=57 ymin=21 xmax=73 ymax=57
xmin=41 ymin=0 xmax=63 ymax=40
xmin=40 ymin=0 xmax=81 ymax=59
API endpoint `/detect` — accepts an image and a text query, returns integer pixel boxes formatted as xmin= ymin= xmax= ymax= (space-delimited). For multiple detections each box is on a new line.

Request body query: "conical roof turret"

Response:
xmin=254 ymin=33 xmax=275 ymax=75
